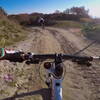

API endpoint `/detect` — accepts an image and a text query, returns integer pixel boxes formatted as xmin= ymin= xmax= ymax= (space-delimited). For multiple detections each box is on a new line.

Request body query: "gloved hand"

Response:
xmin=0 ymin=48 xmax=25 ymax=62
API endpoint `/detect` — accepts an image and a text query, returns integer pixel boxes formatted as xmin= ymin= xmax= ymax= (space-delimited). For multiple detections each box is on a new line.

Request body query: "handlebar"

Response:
xmin=0 ymin=48 xmax=100 ymax=64
xmin=25 ymin=53 xmax=93 ymax=61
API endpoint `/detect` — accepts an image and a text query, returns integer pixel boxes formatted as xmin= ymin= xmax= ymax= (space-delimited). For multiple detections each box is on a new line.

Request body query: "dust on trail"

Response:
xmin=0 ymin=27 xmax=100 ymax=100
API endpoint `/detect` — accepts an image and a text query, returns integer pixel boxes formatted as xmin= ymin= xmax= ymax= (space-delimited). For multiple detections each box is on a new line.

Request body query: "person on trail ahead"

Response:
xmin=38 ymin=17 xmax=45 ymax=29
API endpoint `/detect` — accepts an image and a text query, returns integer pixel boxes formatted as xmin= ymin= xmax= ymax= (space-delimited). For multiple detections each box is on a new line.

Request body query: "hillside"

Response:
xmin=0 ymin=8 xmax=27 ymax=46
xmin=8 ymin=9 xmax=100 ymax=44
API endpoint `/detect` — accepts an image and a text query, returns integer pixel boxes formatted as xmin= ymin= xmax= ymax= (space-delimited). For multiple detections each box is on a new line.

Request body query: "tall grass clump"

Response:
xmin=82 ymin=23 xmax=100 ymax=43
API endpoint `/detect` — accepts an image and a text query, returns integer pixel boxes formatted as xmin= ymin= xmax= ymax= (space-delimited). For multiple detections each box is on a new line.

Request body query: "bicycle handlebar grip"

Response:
xmin=0 ymin=48 xmax=24 ymax=62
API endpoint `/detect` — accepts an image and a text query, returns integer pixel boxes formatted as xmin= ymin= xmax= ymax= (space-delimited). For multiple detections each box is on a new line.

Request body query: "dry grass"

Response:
xmin=0 ymin=18 xmax=27 ymax=47
xmin=53 ymin=20 xmax=83 ymax=29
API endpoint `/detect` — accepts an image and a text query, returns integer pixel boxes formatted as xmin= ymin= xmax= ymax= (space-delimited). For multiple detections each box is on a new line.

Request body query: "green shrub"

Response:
xmin=82 ymin=23 xmax=100 ymax=43
xmin=53 ymin=20 xmax=83 ymax=28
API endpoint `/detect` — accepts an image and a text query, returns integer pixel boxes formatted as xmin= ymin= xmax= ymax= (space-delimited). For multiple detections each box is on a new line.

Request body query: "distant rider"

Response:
xmin=38 ymin=17 xmax=45 ymax=29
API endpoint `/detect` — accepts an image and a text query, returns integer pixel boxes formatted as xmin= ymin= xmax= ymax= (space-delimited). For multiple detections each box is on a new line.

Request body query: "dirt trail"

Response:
xmin=0 ymin=27 xmax=100 ymax=100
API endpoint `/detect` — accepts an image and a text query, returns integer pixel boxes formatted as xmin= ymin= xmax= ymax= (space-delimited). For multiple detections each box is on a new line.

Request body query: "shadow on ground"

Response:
xmin=1 ymin=88 xmax=51 ymax=100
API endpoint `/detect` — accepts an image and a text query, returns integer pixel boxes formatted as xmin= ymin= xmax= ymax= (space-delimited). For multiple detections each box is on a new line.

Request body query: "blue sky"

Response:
xmin=0 ymin=0 xmax=100 ymax=17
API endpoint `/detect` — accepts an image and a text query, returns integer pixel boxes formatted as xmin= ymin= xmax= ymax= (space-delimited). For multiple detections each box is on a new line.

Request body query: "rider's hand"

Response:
xmin=0 ymin=48 xmax=25 ymax=62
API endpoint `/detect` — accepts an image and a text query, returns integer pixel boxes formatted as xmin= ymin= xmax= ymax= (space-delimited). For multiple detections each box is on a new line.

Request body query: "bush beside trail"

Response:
xmin=0 ymin=8 xmax=28 ymax=46
xmin=53 ymin=20 xmax=83 ymax=28
xmin=0 ymin=18 xmax=27 ymax=46
xmin=82 ymin=23 xmax=100 ymax=43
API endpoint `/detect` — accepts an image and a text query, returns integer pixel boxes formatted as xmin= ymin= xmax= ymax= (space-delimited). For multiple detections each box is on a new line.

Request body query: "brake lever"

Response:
xmin=72 ymin=59 xmax=92 ymax=67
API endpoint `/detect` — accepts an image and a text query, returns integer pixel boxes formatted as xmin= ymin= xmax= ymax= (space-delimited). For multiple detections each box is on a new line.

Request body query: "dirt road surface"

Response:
xmin=0 ymin=27 xmax=100 ymax=100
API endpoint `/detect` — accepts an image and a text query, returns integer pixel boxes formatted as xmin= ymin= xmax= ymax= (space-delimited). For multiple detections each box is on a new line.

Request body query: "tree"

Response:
xmin=0 ymin=7 xmax=7 ymax=16
xmin=70 ymin=6 xmax=89 ymax=17
xmin=63 ymin=6 xmax=89 ymax=18
xmin=54 ymin=10 xmax=61 ymax=14
xmin=63 ymin=9 xmax=70 ymax=14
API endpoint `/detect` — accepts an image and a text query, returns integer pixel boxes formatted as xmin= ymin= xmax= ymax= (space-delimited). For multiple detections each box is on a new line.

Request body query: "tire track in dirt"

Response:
xmin=47 ymin=29 xmax=78 ymax=54
xmin=46 ymin=28 xmax=92 ymax=100
xmin=47 ymin=28 xmax=100 ymax=100
xmin=34 ymin=28 xmax=92 ymax=100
